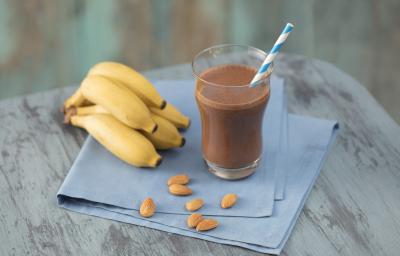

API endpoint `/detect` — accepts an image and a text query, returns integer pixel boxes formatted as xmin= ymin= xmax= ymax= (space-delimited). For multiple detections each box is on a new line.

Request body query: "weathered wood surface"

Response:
xmin=0 ymin=54 xmax=399 ymax=256
xmin=0 ymin=0 xmax=400 ymax=123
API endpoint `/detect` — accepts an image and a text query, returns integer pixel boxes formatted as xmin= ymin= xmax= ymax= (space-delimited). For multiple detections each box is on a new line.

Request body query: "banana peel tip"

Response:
xmin=180 ymin=137 xmax=186 ymax=147
xmin=155 ymin=156 xmax=162 ymax=167
xmin=152 ymin=124 xmax=158 ymax=133
xmin=160 ymin=100 xmax=167 ymax=109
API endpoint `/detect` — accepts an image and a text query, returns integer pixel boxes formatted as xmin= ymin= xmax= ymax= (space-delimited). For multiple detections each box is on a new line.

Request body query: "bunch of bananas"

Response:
xmin=62 ymin=62 xmax=190 ymax=168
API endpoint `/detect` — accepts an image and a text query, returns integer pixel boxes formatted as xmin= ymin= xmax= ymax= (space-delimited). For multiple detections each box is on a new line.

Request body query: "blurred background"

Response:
xmin=0 ymin=0 xmax=399 ymax=123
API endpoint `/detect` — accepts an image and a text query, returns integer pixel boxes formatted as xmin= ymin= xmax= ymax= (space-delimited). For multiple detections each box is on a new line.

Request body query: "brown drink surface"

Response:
xmin=195 ymin=64 xmax=270 ymax=168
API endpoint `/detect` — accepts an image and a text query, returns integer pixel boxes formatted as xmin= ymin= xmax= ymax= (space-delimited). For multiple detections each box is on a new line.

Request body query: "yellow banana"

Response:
xmin=71 ymin=114 xmax=162 ymax=168
xmin=88 ymin=62 xmax=166 ymax=109
xmin=150 ymin=103 xmax=190 ymax=129
xmin=80 ymin=75 xmax=157 ymax=133
xmin=142 ymin=113 xmax=185 ymax=150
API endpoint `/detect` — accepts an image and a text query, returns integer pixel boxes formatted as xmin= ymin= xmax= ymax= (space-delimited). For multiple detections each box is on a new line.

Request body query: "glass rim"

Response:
xmin=191 ymin=44 xmax=272 ymax=88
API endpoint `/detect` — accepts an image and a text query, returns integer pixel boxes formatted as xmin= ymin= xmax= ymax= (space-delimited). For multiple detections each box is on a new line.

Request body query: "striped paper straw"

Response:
xmin=250 ymin=23 xmax=294 ymax=87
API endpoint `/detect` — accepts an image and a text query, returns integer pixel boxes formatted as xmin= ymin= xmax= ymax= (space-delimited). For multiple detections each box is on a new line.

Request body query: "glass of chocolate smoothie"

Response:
xmin=192 ymin=44 xmax=272 ymax=180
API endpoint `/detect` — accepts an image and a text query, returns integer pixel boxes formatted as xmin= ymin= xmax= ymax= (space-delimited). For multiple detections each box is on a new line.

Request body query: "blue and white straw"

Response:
xmin=250 ymin=23 xmax=294 ymax=87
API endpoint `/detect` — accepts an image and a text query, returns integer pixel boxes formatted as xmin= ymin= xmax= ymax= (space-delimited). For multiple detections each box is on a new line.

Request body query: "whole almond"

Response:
xmin=169 ymin=184 xmax=192 ymax=196
xmin=221 ymin=193 xmax=238 ymax=209
xmin=139 ymin=198 xmax=156 ymax=218
xmin=185 ymin=198 xmax=204 ymax=212
xmin=187 ymin=213 xmax=204 ymax=228
xmin=167 ymin=174 xmax=190 ymax=186
xmin=196 ymin=218 xmax=219 ymax=232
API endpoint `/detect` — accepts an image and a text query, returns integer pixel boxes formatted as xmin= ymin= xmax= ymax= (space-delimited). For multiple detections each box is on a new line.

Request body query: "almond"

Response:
xmin=167 ymin=174 xmax=190 ymax=186
xmin=139 ymin=197 xmax=156 ymax=218
xmin=187 ymin=213 xmax=204 ymax=228
xmin=168 ymin=184 xmax=192 ymax=196
xmin=221 ymin=193 xmax=238 ymax=209
xmin=185 ymin=198 xmax=204 ymax=212
xmin=196 ymin=218 xmax=219 ymax=232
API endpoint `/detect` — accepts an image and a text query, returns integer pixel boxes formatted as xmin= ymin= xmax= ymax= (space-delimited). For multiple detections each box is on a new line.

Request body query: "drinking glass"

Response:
xmin=192 ymin=44 xmax=272 ymax=180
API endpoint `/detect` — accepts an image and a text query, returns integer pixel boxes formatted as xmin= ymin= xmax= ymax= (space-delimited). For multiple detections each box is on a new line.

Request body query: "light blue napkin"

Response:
xmin=274 ymin=85 xmax=289 ymax=200
xmin=57 ymin=78 xmax=286 ymax=218
xmin=58 ymin=114 xmax=338 ymax=254
xmin=57 ymin=79 xmax=338 ymax=254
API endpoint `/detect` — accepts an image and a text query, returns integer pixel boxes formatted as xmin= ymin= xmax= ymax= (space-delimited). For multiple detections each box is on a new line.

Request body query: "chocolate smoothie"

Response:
xmin=195 ymin=64 xmax=270 ymax=169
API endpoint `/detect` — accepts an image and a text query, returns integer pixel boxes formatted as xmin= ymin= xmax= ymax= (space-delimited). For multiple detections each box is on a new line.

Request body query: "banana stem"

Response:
xmin=63 ymin=107 xmax=77 ymax=124
xmin=63 ymin=88 xmax=87 ymax=112
xmin=64 ymin=105 xmax=109 ymax=124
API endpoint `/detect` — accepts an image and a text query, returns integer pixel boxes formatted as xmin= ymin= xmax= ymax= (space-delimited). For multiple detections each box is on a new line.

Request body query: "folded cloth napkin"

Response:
xmin=58 ymin=114 xmax=338 ymax=254
xmin=57 ymin=78 xmax=287 ymax=218
xmin=57 ymin=79 xmax=339 ymax=254
xmin=274 ymin=85 xmax=289 ymax=200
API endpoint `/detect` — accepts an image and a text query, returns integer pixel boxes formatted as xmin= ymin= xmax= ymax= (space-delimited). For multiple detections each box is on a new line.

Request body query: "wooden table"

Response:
xmin=1 ymin=54 xmax=399 ymax=256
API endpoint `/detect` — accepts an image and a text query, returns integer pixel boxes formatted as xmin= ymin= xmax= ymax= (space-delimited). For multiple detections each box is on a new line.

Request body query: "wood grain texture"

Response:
xmin=0 ymin=54 xmax=400 ymax=255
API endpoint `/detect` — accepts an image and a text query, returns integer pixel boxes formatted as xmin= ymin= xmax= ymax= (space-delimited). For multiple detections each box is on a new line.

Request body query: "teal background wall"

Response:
xmin=0 ymin=0 xmax=399 ymax=123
